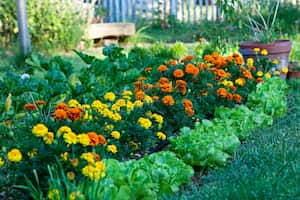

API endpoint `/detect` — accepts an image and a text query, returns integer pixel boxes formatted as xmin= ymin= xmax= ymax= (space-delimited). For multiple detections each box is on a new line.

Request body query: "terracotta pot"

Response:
xmin=239 ymin=40 xmax=292 ymax=79
xmin=287 ymin=62 xmax=300 ymax=79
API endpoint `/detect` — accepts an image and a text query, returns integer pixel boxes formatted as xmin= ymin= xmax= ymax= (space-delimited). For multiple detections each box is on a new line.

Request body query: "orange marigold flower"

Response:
xmin=35 ymin=100 xmax=46 ymax=105
xmin=160 ymin=83 xmax=173 ymax=93
xmin=135 ymin=90 xmax=145 ymax=100
xmin=233 ymin=53 xmax=240 ymax=58
xmin=143 ymin=84 xmax=154 ymax=90
xmin=226 ymin=56 xmax=234 ymax=62
xmin=185 ymin=107 xmax=195 ymax=116
xmin=198 ymin=63 xmax=208 ymax=69
xmin=158 ymin=77 xmax=169 ymax=85
xmin=173 ymin=69 xmax=184 ymax=78
xmin=134 ymin=81 xmax=143 ymax=92
xmin=144 ymin=67 xmax=152 ymax=72
xmin=256 ymin=77 xmax=264 ymax=83
xmin=98 ymin=135 xmax=107 ymax=145
xmin=185 ymin=63 xmax=199 ymax=76
xmin=162 ymin=95 xmax=175 ymax=106
xmin=199 ymin=37 xmax=206 ymax=42
xmin=87 ymin=132 xmax=99 ymax=146
xmin=243 ymin=70 xmax=253 ymax=79
xmin=67 ymin=108 xmax=82 ymax=121
xmin=235 ymin=78 xmax=246 ymax=86
xmin=175 ymin=80 xmax=187 ymax=95
xmin=235 ymin=57 xmax=243 ymax=65
xmin=229 ymin=85 xmax=237 ymax=91
xmin=233 ymin=94 xmax=242 ymax=103
xmin=182 ymin=99 xmax=193 ymax=108
xmin=24 ymin=103 xmax=37 ymax=111
xmin=226 ymin=93 xmax=233 ymax=100
xmin=217 ymin=88 xmax=227 ymax=98
xmin=185 ymin=55 xmax=195 ymax=61
xmin=249 ymin=65 xmax=256 ymax=71
xmin=157 ymin=65 xmax=168 ymax=72
xmin=152 ymin=96 xmax=160 ymax=101
xmin=217 ymin=69 xmax=228 ymax=79
xmin=55 ymin=103 xmax=68 ymax=111
xmin=204 ymin=55 xmax=214 ymax=63
xmin=168 ymin=60 xmax=177 ymax=66
xmin=54 ymin=109 xmax=67 ymax=120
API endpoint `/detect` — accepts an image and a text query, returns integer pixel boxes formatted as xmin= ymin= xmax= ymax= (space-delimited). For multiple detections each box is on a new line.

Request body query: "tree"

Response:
xmin=16 ymin=0 xmax=31 ymax=57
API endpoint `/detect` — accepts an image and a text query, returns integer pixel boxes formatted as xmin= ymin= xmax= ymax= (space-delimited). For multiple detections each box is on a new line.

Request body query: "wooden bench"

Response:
xmin=85 ymin=23 xmax=136 ymax=40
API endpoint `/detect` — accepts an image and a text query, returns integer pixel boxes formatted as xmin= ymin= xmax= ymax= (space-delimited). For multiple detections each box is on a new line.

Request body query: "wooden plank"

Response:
xmin=211 ymin=0 xmax=215 ymax=20
xmin=86 ymin=23 xmax=136 ymax=39
xmin=193 ymin=0 xmax=196 ymax=24
xmin=199 ymin=0 xmax=203 ymax=20
xmin=187 ymin=0 xmax=191 ymax=24
xmin=205 ymin=0 xmax=208 ymax=20
xmin=132 ymin=0 xmax=136 ymax=22
xmin=121 ymin=0 xmax=126 ymax=22
xmin=181 ymin=0 xmax=185 ymax=22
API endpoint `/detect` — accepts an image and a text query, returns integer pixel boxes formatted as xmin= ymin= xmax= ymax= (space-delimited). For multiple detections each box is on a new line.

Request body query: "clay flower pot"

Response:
xmin=287 ymin=62 xmax=300 ymax=79
xmin=239 ymin=40 xmax=292 ymax=78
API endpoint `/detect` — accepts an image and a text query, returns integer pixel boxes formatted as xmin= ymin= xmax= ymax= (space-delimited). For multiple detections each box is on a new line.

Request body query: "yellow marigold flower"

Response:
xmin=122 ymin=90 xmax=133 ymax=96
xmin=111 ymin=104 xmax=120 ymax=111
xmin=82 ymin=104 xmax=91 ymax=110
xmin=253 ymin=48 xmax=260 ymax=52
xmin=138 ymin=117 xmax=152 ymax=129
xmin=43 ymin=132 xmax=54 ymax=144
xmin=134 ymin=100 xmax=144 ymax=107
xmin=256 ymin=71 xmax=264 ymax=77
xmin=91 ymin=100 xmax=108 ymax=112
xmin=27 ymin=149 xmax=38 ymax=158
xmin=126 ymin=101 xmax=135 ymax=113
xmin=111 ymin=131 xmax=121 ymax=139
xmin=57 ymin=126 xmax=72 ymax=137
xmin=265 ymin=72 xmax=271 ymax=79
xmin=7 ymin=148 xmax=22 ymax=162
xmin=235 ymin=78 xmax=246 ymax=86
xmin=61 ymin=152 xmax=69 ymax=161
xmin=105 ymin=124 xmax=114 ymax=131
xmin=281 ymin=67 xmax=288 ymax=74
xmin=104 ymin=92 xmax=116 ymax=101
xmin=81 ymin=152 xmax=96 ymax=164
xmin=156 ymin=132 xmax=167 ymax=140
xmin=63 ymin=132 xmax=77 ymax=145
xmin=95 ymin=161 xmax=106 ymax=171
xmin=77 ymin=134 xmax=90 ymax=147
xmin=111 ymin=113 xmax=122 ymax=121
xmin=13 ymin=27 xmax=19 ymax=34
xmin=68 ymin=99 xmax=80 ymax=108
xmin=69 ymin=192 xmax=82 ymax=200
xmin=32 ymin=123 xmax=48 ymax=137
xmin=151 ymin=113 xmax=163 ymax=129
xmin=247 ymin=58 xmax=254 ymax=67
xmin=107 ymin=145 xmax=118 ymax=154
xmin=67 ymin=171 xmax=75 ymax=181
xmin=273 ymin=59 xmax=279 ymax=65
xmin=274 ymin=70 xmax=280 ymax=76
xmin=144 ymin=95 xmax=153 ymax=104
xmin=115 ymin=99 xmax=126 ymax=107
xmin=48 ymin=189 xmax=60 ymax=200
xmin=261 ymin=49 xmax=268 ymax=56
xmin=70 ymin=158 xmax=79 ymax=167
xmin=0 ymin=157 xmax=5 ymax=167
xmin=81 ymin=162 xmax=105 ymax=181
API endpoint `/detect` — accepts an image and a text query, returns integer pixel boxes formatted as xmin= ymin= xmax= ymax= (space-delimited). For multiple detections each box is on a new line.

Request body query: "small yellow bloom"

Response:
xmin=7 ymin=148 xmax=22 ymax=162
xmin=107 ymin=145 xmax=117 ymax=154
xmin=256 ymin=71 xmax=264 ymax=77
xmin=111 ymin=131 xmax=121 ymax=139
xmin=27 ymin=149 xmax=38 ymax=158
xmin=43 ymin=132 xmax=54 ymax=144
xmin=81 ymin=152 xmax=97 ymax=164
xmin=138 ymin=117 xmax=152 ymax=129
xmin=235 ymin=78 xmax=246 ymax=87
xmin=253 ymin=48 xmax=260 ymax=53
xmin=13 ymin=27 xmax=19 ymax=34
xmin=274 ymin=70 xmax=280 ymax=76
xmin=122 ymin=90 xmax=133 ymax=96
xmin=67 ymin=171 xmax=75 ymax=181
xmin=129 ymin=141 xmax=139 ymax=150
xmin=261 ymin=49 xmax=268 ymax=56
xmin=61 ymin=152 xmax=69 ymax=161
xmin=265 ymin=73 xmax=271 ymax=79
xmin=32 ymin=124 xmax=48 ymax=137
xmin=104 ymin=92 xmax=116 ymax=101
xmin=70 ymin=158 xmax=79 ymax=167
xmin=144 ymin=95 xmax=153 ymax=104
xmin=0 ymin=157 xmax=5 ymax=167
xmin=134 ymin=100 xmax=144 ymax=107
xmin=273 ymin=59 xmax=279 ymax=65
xmin=281 ymin=67 xmax=288 ymax=74
xmin=63 ymin=132 xmax=77 ymax=145
xmin=68 ymin=99 xmax=80 ymax=108
xmin=247 ymin=58 xmax=254 ymax=67
xmin=57 ymin=126 xmax=72 ymax=137
xmin=105 ymin=124 xmax=114 ymax=131
xmin=48 ymin=189 xmax=60 ymax=200
xmin=156 ymin=132 xmax=167 ymax=140
xmin=77 ymin=134 xmax=90 ymax=147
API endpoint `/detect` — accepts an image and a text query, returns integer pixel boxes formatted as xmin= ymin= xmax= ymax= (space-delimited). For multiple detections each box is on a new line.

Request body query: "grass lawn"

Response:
xmin=173 ymin=79 xmax=300 ymax=200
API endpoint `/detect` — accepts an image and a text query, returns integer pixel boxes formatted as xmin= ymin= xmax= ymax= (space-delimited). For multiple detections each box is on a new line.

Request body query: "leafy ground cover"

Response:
xmin=173 ymin=79 xmax=300 ymax=200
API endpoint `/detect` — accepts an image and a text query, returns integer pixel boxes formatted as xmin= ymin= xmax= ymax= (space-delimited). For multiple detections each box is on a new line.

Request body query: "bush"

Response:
xmin=0 ymin=0 xmax=89 ymax=51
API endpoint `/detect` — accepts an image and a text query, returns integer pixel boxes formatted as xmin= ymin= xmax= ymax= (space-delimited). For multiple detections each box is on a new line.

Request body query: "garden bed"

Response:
xmin=0 ymin=43 xmax=289 ymax=199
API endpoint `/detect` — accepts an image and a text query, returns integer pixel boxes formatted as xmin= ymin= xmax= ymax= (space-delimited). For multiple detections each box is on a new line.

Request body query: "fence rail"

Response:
xmin=82 ymin=0 xmax=300 ymax=24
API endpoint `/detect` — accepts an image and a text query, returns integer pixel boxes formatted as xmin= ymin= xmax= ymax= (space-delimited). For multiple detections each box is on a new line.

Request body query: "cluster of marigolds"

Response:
xmin=0 ymin=48 xmax=289 ymax=183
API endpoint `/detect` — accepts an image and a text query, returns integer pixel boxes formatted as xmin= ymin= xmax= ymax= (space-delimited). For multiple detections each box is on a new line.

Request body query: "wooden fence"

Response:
xmin=82 ymin=0 xmax=300 ymax=24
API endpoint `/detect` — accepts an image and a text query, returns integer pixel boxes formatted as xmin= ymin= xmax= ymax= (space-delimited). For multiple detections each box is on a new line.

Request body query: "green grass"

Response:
xmin=173 ymin=79 xmax=300 ymax=200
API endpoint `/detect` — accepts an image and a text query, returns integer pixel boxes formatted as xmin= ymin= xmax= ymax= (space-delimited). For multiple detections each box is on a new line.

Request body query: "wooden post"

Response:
xmin=16 ymin=0 xmax=31 ymax=57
